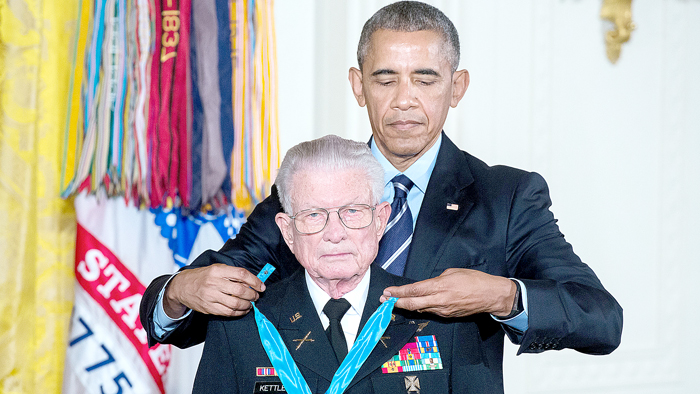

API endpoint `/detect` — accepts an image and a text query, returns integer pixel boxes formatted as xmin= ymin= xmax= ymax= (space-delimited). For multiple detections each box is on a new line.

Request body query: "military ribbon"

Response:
xmin=252 ymin=265 xmax=398 ymax=394
xmin=253 ymin=304 xmax=312 ymax=394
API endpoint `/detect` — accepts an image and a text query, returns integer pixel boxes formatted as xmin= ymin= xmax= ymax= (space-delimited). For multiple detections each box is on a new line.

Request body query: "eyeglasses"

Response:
xmin=289 ymin=204 xmax=376 ymax=235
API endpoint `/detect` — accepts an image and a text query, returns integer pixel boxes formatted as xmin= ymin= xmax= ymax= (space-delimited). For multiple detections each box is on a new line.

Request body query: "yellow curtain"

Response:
xmin=0 ymin=1 xmax=79 ymax=393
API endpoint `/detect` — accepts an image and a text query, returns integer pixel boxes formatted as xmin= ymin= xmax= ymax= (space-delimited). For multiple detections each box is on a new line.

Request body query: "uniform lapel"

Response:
xmin=272 ymin=271 xmax=338 ymax=383
xmin=269 ymin=267 xmax=418 ymax=387
xmin=404 ymin=133 xmax=475 ymax=281
xmin=348 ymin=267 xmax=422 ymax=387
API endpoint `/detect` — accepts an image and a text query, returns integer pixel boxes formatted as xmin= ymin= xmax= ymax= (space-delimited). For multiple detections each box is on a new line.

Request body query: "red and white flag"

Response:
xmin=63 ymin=193 xmax=242 ymax=393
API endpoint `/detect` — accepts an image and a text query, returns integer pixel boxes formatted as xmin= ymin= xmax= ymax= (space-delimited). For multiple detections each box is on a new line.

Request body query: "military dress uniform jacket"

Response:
xmin=192 ymin=265 xmax=501 ymax=394
xmin=141 ymin=133 xmax=623 ymax=391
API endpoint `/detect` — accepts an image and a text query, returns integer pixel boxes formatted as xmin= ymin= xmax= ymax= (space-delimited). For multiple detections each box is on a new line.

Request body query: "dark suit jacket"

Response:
xmin=193 ymin=265 xmax=502 ymax=394
xmin=141 ymin=133 xmax=623 ymax=387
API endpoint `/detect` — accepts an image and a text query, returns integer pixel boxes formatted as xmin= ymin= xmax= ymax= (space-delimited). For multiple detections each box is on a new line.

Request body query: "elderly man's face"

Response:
xmin=275 ymin=168 xmax=390 ymax=287
xmin=349 ymin=29 xmax=469 ymax=172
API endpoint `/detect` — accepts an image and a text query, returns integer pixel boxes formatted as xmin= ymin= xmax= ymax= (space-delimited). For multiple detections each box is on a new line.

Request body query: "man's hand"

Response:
xmin=380 ymin=268 xmax=516 ymax=318
xmin=163 ymin=264 xmax=266 ymax=318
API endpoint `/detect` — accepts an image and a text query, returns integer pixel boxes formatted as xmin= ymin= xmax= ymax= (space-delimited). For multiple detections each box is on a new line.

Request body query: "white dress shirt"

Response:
xmin=304 ymin=269 xmax=371 ymax=351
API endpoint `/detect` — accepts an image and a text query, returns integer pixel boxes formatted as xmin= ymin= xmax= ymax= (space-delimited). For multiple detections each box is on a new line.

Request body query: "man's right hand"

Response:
xmin=163 ymin=263 xmax=266 ymax=318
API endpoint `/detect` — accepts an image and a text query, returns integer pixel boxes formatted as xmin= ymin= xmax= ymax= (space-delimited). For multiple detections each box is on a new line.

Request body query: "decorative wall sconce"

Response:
xmin=600 ymin=0 xmax=635 ymax=64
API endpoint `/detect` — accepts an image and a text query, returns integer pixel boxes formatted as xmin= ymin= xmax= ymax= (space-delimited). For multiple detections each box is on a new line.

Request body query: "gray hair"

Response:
xmin=357 ymin=1 xmax=460 ymax=73
xmin=275 ymin=135 xmax=385 ymax=214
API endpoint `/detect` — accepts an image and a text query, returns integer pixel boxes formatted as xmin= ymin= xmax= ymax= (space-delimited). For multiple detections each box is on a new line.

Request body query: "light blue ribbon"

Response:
xmin=253 ymin=264 xmax=398 ymax=394
xmin=253 ymin=303 xmax=313 ymax=394
xmin=326 ymin=296 xmax=397 ymax=394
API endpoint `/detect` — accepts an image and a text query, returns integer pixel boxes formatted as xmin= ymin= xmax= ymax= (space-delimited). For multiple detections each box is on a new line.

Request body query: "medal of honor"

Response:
xmin=252 ymin=264 xmax=398 ymax=394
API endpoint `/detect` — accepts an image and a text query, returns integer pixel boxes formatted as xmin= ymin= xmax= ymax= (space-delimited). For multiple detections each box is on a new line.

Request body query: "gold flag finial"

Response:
xmin=601 ymin=0 xmax=636 ymax=64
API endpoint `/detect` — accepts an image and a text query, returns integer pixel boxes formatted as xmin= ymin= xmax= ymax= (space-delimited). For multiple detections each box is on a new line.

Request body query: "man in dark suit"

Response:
xmin=193 ymin=135 xmax=498 ymax=393
xmin=141 ymin=2 xmax=622 ymax=390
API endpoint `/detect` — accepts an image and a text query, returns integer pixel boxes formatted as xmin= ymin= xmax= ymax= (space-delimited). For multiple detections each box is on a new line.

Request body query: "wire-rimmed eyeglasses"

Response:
xmin=289 ymin=204 xmax=376 ymax=235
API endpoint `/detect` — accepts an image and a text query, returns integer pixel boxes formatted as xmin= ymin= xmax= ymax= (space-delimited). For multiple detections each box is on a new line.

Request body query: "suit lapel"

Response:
xmin=404 ymin=133 xmax=475 ymax=281
xmin=272 ymin=271 xmax=338 ymax=383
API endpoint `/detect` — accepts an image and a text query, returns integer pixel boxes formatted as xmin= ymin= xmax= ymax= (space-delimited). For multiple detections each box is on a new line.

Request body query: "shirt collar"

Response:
xmin=370 ymin=133 xmax=442 ymax=194
xmin=305 ymin=269 xmax=370 ymax=319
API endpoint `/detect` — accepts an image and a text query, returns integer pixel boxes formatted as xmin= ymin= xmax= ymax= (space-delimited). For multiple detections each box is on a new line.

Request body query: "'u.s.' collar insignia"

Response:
xmin=405 ymin=376 xmax=420 ymax=393
xmin=293 ymin=331 xmax=314 ymax=350
xmin=391 ymin=314 xmax=396 ymax=321
xmin=289 ymin=312 xmax=302 ymax=323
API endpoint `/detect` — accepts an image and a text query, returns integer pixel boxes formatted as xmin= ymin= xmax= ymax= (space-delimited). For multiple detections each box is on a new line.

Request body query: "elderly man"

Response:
xmin=192 ymin=135 xmax=495 ymax=394
xmin=141 ymin=2 xmax=622 ymax=391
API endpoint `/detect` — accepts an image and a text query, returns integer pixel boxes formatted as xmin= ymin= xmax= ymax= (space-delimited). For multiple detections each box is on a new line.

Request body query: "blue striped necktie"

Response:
xmin=376 ymin=174 xmax=414 ymax=276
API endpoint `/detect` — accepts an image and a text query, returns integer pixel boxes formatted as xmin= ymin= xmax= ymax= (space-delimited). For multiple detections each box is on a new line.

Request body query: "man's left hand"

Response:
xmin=380 ymin=268 xmax=517 ymax=318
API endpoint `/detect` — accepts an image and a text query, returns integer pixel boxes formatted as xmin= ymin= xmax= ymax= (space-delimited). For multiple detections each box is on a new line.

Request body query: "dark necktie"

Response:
xmin=376 ymin=174 xmax=414 ymax=276
xmin=323 ymin=298 xmax=352 ymax=363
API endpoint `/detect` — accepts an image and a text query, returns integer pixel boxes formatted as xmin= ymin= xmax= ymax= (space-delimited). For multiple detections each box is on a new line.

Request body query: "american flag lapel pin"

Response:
xmin=446 ymin=203 xmax=459 ymax=211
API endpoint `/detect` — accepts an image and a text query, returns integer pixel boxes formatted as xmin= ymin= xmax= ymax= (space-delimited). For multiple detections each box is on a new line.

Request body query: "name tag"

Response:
xmin=254 ymin=381 xmax=286 ymax=393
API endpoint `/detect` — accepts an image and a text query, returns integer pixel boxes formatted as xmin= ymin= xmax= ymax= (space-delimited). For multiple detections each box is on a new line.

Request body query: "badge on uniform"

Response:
xmin=405 ymin=376 xmax=420 ymax=393
xmin=381 ymin=335 xmax=442 ymax=374
xmin=253 ymin=381 xmax=286 ymax=393
xmin=256 ymin=367 xmax=277 ymax=377
xmin=293 ymin=331 xmax=314 ymax=350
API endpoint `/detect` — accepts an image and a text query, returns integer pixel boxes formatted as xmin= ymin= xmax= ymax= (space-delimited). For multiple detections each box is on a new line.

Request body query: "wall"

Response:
xmin=275 ymin=1 xmax=700 ymax=393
